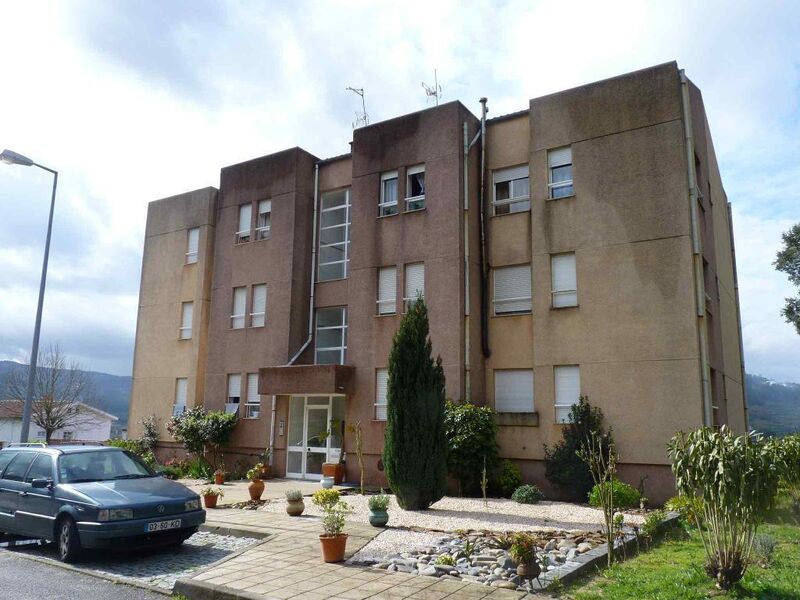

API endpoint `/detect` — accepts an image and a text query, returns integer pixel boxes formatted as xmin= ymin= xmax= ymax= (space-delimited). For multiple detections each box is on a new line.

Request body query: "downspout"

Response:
xmin=268 ymin=162 xmax=320 ymax=465
xmin=478 ymin=97 xmax=491 ymax=358
xmin=680 ymin=70 xmax=713 ymax=427
xmin=464 ymin=120 xmax=483 ymax=401
xmin=727 ymin=202 xmax=749 ymax=429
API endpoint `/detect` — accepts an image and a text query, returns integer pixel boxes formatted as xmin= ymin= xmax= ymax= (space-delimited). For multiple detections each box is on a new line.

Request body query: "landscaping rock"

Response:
xmin=419 ymin=566 xmax=438 ymax=577
xmin=577 ymin=542 xmax=592 ymax=553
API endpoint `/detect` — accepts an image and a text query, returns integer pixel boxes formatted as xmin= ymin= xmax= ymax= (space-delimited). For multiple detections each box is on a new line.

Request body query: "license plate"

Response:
xmin=145 ymin=519 xmax=181 ymax=533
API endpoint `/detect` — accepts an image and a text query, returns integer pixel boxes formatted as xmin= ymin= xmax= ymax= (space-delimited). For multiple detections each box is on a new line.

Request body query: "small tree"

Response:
xmin=444 ymin=400 xmax=498 ymax=496
xmin=167 ymin=406 xmax=237 ymax=469
xmin=776 ymin=434 xmax=800 ymax=521
xmin=544 ymin=397 xmax=610 ymax=501
xmin=577 ymin=431 xmax=618 ymax=567
xmin=382 ymin=297 xmax=447 ymax=510
xmin=139 ymin=415 xmax=159 ymax=454
xmin=347 ymin=420 xmax=365 ymax=494
xmin=774 ymin=223 xmax=800 ymax=335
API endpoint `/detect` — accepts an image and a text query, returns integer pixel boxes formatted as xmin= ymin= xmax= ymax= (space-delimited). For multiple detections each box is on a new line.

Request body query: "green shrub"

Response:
xmin=588 ymin=479 xmax=640 ymax=509
xmin=776 ymin=434 xmax=800 ymax=520
xmin=107 ymin=438 xmax=147 ymax=456
xmin=494 ymin=460 xmax=522 ymax=498
xmin=444 ymin=400 xmax=498 ymax=496
xmin=166 ymin=406 xmax=238 ymax=469
xmin=435 ymin=554 xmax=455 ymax=566
xmin=752 ymin=533 xmax=777 ymax=568
xmin=159 ymin=465 xmax=183 ymax=480
xmin=666 ymin=494 xmax=704 ymax=528
xmin=511 ymin=484 xmax=545 ymax=504
xmin=185 ymin=457 xmax=213 ymax=480
xmin=285 ymin=489 xmax=303 ymax=502
xmin=642 ymin=509 xmax=667 ymax=541
xmin=368 ymin=493 xmax=390 ymax=512
xmin=312 ymin=488 xmax=341 ymax=509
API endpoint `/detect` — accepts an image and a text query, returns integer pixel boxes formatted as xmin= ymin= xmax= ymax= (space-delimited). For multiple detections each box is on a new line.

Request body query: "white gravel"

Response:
xmin=261 ymin=494 xmax=644 ymax=533
xmin=348 ymin=529 xmax=445 ymax=563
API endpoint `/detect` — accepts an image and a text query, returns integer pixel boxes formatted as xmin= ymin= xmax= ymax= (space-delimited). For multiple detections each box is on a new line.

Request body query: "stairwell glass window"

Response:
xmin=375 ymin=368 xmax=389 ymax=420
xmin=377 ymin=266 xmax=397 ymax=315
xmin=173 ymin=378 xmax=187 ymax=416
xmin=548 ymin=147 xmax=573 ymax=199
xmin=256 ymin=200 xmax=271 ymax=240
xmin=245 ymin=373 xmax=261 ymax=419
xmin=404 ymin=263 xmax=425 ymax=311
xmin=494 ymin=370 xmax=534 ymax=413
xmin=315 ymin=307 xmax=347 ymax=364
xmin=186 ymin=228 xmax=199 ymax=264
xmin=493 ymin=165 xmax=530 ymax=215
xmin=179 ymin=301 xmax=193 ymax=339
xmin=251 ymin=284 xmax=267 ymax=327
xmin=551 ymin=253 xmax=577 ymax=307
xmin=494 ymin=265 xmax=532 ymax=315
xmin=318 ymin=189 xmax=351 ymax=281
xmin=554 ymin=365 xmax=580 ymax=423
xmin=231 ymin=287 xmax=247 ymax=329
xmin=235 ymin=203 xmax=252 ymax=243
xmin=405 ymin=165 xmax=425 ymax=211
xmin=379 ymin=171 xmax=398 ymax=216
xmin=226 ymin=374 xmax=241 ymax=414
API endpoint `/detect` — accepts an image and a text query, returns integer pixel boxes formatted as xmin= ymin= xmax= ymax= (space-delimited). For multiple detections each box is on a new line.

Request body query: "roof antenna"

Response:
xmin=346 ymin=87 xmax=369 ymax=128
xmin=422 ymin=69 xmax=442 ymax=106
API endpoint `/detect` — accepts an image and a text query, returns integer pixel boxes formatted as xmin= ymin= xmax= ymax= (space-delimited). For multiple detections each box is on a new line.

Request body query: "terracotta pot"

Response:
xmin=248 ymin=479 xmax=265 ymax=501
xmin=319 ymin=534 xmax=348 ymax=563
xmin=368 ymin=509 xmax=389 ymax=527
xmin=203 ymin=494 xmax=218 ymax=509
xmin=213 ymin=472 xmax=225 ymax=485
xmin=322 ymin=463 xmax=345 ymax=484
xmin=286 ymin=499 xmax=305 ymax=517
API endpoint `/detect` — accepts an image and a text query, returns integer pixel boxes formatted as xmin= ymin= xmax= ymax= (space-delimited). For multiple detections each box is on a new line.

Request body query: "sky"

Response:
xmin=0 ymin=0 xmax=798 ymax=382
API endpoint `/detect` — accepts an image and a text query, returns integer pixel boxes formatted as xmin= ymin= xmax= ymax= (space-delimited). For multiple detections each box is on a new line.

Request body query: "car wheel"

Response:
xmin=57 ymin=517 xmax=82 ymax=563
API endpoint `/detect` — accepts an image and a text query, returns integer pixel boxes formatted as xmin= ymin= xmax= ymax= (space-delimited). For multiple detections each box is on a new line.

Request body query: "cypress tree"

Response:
xmin=382 ymin=296 xmax=447 ymax=510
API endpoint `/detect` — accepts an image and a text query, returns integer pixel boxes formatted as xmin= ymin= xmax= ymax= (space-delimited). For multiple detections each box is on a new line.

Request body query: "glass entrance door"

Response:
xmin=286 ymin=395 xmax=344 ymax=480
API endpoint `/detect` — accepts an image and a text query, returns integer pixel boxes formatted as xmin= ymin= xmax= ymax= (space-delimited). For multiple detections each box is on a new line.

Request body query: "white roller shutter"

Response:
xmin=555 ymin=366 xmax=580 ymax=423
xmin=551 ymin=253 xmax=577 ymax=307
xmin=377 ymin=267 xmax=397 ymax=314
xmin=494 ymin=370 xmax=534 ymax=413
xmin=247 ymin=373 xmax=260 ymax=404
xmin=493 ymin=165 xmax=529 ymax=184
xmin=548 ymin=147 xmax=572 ymax=168
xmin=375 ymin=369 xmax=389 ymax=420
xmin=404 ymin=263 xmax=425 ymax=301
xmin=238 ymin=204 xmax=252 ymax=234
xmin=494 ymin=265 xmax=532 ymax=314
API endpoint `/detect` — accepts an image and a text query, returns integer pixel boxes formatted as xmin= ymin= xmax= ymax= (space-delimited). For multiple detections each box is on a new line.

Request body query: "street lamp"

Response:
xmin=1 ymin=149 xmax=58 ymax=443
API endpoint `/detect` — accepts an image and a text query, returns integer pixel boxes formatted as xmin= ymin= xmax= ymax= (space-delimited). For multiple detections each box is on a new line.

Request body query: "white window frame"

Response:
xmin=548 ymin=147 xmax=574 ymax=199
xmin=379 ymin=171 xmax=399 ymax=217
xmin=250 ymin=284 xmax=267 ymax=327
xmin=405 ymin=164 xmax=425 ymax=211
xmin=231 ymin=286 xmax=246 ymax=329
xmin=375 ymin=368 xmax=388 ymax=421
xmin=179 ymin=301 xmax=193 ymax=339
xmin=245 ymin=373 xmax=261 ymax=419
xmin=493 ymin=265 xmax=532 ymax=315
xmin=256 ymin=199 xmax=271 ymax=240
xmin=494 ymin=369 xmax=534 ymax=413
xmin=377 ymin=266 xmax=397 ymax=315
xmin=186 ymin=227 xmax=199 ymax=264
xmin=235 ymin=203 xmax=252 ymax=244
xmin=318 ymin=189 xmax=351 ymax=281
xmin=315 ymin=307 xmax=347 ymax=365
xmin=173 ymin=378 xmax=188 ymax=416
xmin=403 ymin=263 xmax=425 ymax=312
xmin=492 ymin=165 xmax=530 ymax=215
xmin=226 ymin=374 xmax=241 ymax=414
xmin=551 ymin=252 xmax=578 ymax=308
xmin=554 ymin=365 xmax=580 ymax=423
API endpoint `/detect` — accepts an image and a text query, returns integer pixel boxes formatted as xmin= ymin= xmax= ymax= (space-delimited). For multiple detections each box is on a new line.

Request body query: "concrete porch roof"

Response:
xmin=258 ymin=364 xmax=355 ymax=396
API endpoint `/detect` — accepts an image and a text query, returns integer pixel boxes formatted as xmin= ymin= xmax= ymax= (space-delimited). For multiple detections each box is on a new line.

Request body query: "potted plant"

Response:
xmin=312 ymin=489 xmax=352 ymax=562
xmin=367 ymin=492 xmax=390 ymax=527
xmin=259 ymin=449 xmax=272 ymax=479
xmin=247 ymin=463 xmax=265 ymax=501
xmin=320 ymin=419 xmax=346 ymax=484
xmin=510 ymin=533 xmax=540 ymax=579
xmin=285 ymin=489 xmax=305 ymax=516
xmin=201 ymin=486 xmax=224 ymax=509
xmin=213 ymin=468 xmax=225 ymax=485
xmin=320 ymin=475 xmax=335 ymax=489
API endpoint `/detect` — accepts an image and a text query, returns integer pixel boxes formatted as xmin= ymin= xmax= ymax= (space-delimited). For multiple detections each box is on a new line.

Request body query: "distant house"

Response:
xmin=0 ymin=399 xmax=118 ymax=447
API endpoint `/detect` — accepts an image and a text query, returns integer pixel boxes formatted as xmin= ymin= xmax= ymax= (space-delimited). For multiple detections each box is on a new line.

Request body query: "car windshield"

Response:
xmin=58 ymin=450 xmax=154 ymax=483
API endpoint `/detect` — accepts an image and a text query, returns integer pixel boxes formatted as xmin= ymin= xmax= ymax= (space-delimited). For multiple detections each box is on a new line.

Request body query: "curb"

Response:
xmin=200 ymin=523 xmax=272 ymax=540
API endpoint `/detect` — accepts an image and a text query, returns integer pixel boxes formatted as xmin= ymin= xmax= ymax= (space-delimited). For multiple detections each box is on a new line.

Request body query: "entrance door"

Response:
xmin=304 ymin=405 xmax=329 ymax=479
xmin=286 ymin=395 xmax=344 ymax=480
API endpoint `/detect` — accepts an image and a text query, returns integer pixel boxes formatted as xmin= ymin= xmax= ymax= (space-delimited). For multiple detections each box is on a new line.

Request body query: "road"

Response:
xmin=0 ymin=552 xmax=163 ymax=599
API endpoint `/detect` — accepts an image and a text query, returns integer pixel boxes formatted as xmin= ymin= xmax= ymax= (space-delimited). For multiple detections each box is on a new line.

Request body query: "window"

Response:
xmin=494 ymin=370 xmax=534 ymax=413
xmin=35 ymin=430 xmax=45 ymax=439
xmin=315 ymin=307 xmax=347 ymax=364
xmin=25 ymin=454 xmax=53 ymax=483
xmin=226 ymin=374 xmax=241 ymax=414
xmin=62 ymin=431 xmax=74 ymax=442
xmin=494 ymin=265 xmax=532 ymax=314
xmin=256 ymin=200 xmax=271 ymax=240
xmin=245 ymin=373 xmax=261 ymax=419
xmin=377 ymin=266 xmax=397 ymax=315
xmin=548 ymin=147 xmax=573 ymax=199
xmin=554 ymin=365 xmax=580 ymax=423
xmin=173 ymin=378 xmax=187 ymax=416
xmin=0 ymin=452 xmax=18 ymax=477
xmin=236 ymin=203 xmax=252 ymax=243
xmin=231 ymin=287 xmax=246 ymax=329
xmin=375 ymin=368 xmax=388 ymax=420
xmin=186 ymin=227 xmax=199 ymax=264
xmin=251 ymin=284 xmax=267 ymax=327
xmin=3 ymin=453 xmax=36 ymax=482
xmin=179 ymin=302 xmax=193 ymax=339
xmin=405 ymin=164 xmax=425 ymax=211
xmin=493 ymin=165 xmax=530 ymax=215
xmin=318 ymin=189 xmax=351 ymax=281
xmin=379 ymin=171 xmax=398 ymax=216
xmin=551 ymin=253 xmax=577 ymax=307
xmin=404 ymin=263 xmax=425 ymax=311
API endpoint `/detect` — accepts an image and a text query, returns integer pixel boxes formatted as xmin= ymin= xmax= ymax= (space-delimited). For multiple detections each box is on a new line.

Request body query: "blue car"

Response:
xmin=0 ymin=444 xmax=205 ymax=562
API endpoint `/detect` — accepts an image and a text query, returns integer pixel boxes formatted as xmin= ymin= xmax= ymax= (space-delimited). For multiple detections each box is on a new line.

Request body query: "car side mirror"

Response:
xmin=31 ymin=478 xmax=52 ymax=489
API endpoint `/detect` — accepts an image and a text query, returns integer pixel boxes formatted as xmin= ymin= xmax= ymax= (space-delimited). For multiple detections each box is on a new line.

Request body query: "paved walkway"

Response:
xmin=179 ymin=510 xmax=535 ymax=599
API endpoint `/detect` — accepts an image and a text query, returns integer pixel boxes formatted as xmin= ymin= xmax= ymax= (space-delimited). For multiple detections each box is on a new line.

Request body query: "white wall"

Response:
xmin=0 ymin=419 xmax=23 ymax=447
xmin=1 ymin=415 xmax=114 ymax=444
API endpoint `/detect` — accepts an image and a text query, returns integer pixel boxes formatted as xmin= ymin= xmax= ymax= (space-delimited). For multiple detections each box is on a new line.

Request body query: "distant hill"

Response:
xmin=746 ymin=373 xmax=800 ymax=437
xmin=0 ymin=360 xmax=131 ymax=428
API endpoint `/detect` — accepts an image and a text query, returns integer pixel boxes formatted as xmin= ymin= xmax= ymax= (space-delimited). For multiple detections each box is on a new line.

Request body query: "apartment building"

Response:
xmin=129 ymin=62 xmax=747 ymax=503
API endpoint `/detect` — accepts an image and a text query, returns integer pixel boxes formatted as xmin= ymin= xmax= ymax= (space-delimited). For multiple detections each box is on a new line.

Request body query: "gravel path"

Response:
xmin=261 ymin=495 xmax=644 ymax=532
xmin=348 ymin=529 xmax=444 ymax=563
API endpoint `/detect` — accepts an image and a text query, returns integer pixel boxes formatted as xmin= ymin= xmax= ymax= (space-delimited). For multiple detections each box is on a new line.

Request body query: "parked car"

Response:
xmin=0 ymin=444 xmax=205 ymax=562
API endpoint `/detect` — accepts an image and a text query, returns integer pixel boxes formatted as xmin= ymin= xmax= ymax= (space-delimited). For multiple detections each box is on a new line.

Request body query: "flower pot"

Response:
xmin=368 ymin=509 xmax=389 ymax=528
xmin=248 ymin=479 xmax=265 ymax=501
xmin=203 ymin=494 xmax=218 ymax=509
xmin=320 ymin=475 xmax=335 ymax=489
xmin=322 ymin=462 xmax=345 ymax=484
xmin=516 ymin=561 xmax=540 ymax=579
xmin=286 ymin=499 xmax=305 ymax=517
xmin=214 ymin=472 xmax=225 ymax=485
xmin=319 ymin=534 xmax=348 ymax=562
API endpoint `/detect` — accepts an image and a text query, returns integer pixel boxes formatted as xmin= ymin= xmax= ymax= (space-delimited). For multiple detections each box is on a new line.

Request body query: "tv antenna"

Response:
xmin=346 ymin=86 xmax=369 ymax=128
xmin=422 ymin=69 xmax=442 ymax=106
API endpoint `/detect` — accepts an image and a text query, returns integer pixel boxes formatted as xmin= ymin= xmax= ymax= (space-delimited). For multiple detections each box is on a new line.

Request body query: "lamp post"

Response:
xmin=1 ymin=149 xmax=58 ymax=443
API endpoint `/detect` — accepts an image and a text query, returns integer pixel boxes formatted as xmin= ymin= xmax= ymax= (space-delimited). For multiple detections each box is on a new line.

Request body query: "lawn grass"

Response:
xmin=565 ymin=522 xmax=800 ymax=600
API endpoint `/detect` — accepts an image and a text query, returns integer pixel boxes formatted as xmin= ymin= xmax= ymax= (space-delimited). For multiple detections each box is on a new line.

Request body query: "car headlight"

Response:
xmin=185 ymin=498 xmax=200 ymax=511
xmin=97 ymin=508 xmax=133 ymax=522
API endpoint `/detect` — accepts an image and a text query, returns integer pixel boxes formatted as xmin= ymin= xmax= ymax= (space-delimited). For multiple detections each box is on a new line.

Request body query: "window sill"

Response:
xmin=317 ymin=276 xmax=349 ymax=284
xmin=375 ymin=312 xmax=398 ymax=318
xmin=550 ymin=304 xmax=579 ymax=310
xmin=491 ymin=209 xmax=531 ymax=218
xmin=404 ymin=205 xmax=426 ymax=214
xmin=492 ymin=311 xmax=532 ymax=318
xmin=377 ymin=211 xmax=399 ymax=220
xmin=249 ymin=325 xmax=265 ymax=329
xmin=546 ymin=193 xmax=576 ymax=202
xmin=496 ymin=412 xmax=539 ymax=427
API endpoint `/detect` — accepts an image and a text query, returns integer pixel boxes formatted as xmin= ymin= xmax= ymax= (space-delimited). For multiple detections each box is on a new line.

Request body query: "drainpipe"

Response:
xmin=477 ymin=97 xmax=491 ymax=359
xmin=680 ymin=70 xmax=713 ymax=427
xmin=463 ymin=119 xmax=483 ymax=401
xmin=727 ymin=202 xmax=749 ymax=429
